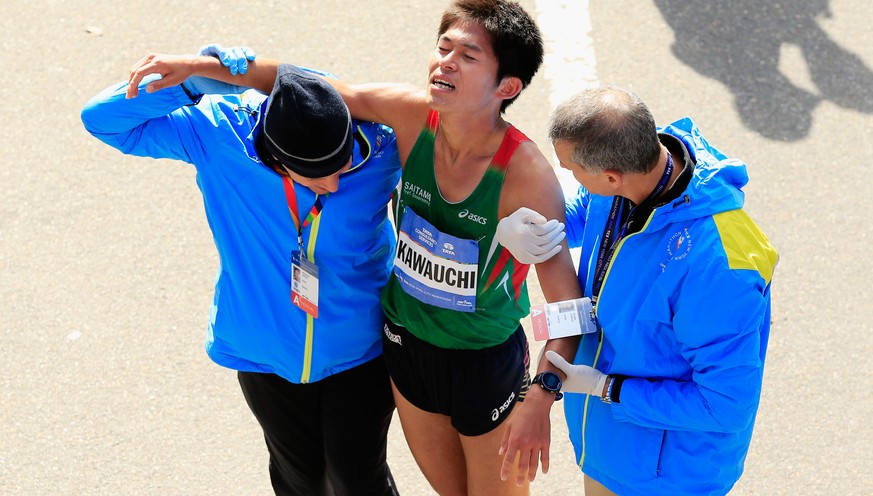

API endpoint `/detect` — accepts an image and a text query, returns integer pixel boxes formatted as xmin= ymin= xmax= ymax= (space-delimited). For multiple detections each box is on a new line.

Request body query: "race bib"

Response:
xmin=394 ymin=207 xmax=478 ymax=312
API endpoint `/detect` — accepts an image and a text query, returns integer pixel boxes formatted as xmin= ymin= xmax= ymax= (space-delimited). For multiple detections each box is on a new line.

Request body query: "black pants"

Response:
xmin=238 ymin=357 xmax=397 ymax=496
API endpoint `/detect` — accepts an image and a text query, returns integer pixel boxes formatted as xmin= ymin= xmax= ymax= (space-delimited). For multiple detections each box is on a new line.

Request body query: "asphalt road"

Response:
xmin=1 ymin=1 xmax=871 ymax=494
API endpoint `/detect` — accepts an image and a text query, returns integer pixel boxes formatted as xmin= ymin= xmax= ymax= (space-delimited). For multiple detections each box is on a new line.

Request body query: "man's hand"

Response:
xmin=179 ymin=44 xmax=258 ymax=97
xmin=126 ymin=47 xmax=257 ymax=100
xmin=126 ymin=53 xmax=205 ymax=99
xmin=545 ymin=350 xmax=607 ymax=396
xmin=497 ymin=206 xmax=565 ymax=264
xmin=208 ymin=44 xmax=340 ymax=81
xmin=198 ymin=43 xmax=256 ymax=75
xmin=498 ymin=387 xmax=554 ymax=486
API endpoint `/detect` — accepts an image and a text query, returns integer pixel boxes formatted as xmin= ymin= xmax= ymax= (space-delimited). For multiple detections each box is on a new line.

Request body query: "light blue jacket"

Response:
xmin=563 ymin=118 xmax=778 ymax=495
xmin=81 ymin=77 xmax=401 ymax=384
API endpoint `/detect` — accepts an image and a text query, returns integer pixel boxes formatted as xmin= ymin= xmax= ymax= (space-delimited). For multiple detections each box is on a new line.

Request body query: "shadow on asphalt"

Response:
xmin=655 ymin=0 xmax=873 ymax=141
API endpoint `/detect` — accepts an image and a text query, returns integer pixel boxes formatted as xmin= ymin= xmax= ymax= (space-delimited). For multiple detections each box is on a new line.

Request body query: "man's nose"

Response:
xmin=322 ymin=174 xmax=340 ymax=193
xmin=440 ymin=51 xmax=458 ymax=71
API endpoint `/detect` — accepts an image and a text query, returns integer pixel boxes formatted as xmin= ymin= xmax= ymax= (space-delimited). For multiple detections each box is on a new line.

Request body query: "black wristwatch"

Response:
xmin=532 ymin=371 xmax=563 ymax=401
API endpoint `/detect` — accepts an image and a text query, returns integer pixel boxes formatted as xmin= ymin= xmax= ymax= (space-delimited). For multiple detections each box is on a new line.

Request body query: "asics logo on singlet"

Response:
xmin=383 ymin=324 xmax=402 ymax=346
xmin=458 ymin=209 xmax=488 ymax=225
xmin=491 ymin=391 xmax=515 ymax=421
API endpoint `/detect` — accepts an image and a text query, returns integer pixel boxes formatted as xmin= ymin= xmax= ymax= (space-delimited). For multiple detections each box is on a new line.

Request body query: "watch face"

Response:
xmin=533 ymin=372 xmax=562 ymax=393
xmin=538 ymin=372 xmax=562 ymax=392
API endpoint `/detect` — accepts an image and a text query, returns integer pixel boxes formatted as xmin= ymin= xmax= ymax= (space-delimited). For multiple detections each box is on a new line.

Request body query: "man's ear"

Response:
xmin=496 ymin=76 xmax=523 ymax=101
xmin=603 ymin=169 xmax=624 ymax=192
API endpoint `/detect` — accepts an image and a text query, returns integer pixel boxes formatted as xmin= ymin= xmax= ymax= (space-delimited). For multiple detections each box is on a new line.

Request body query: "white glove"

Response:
xmin=496 ymin=207 xmax=565 ymax=264
xmin=545 ymin=350 xmax=607 ymax=396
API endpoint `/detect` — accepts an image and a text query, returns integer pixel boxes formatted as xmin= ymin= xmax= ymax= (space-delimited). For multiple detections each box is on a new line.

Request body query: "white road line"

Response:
xmin=534 ymin=0 xmax=598 ymax=198
xmin=535 ymin=0 xmax=599 ymax=110
xmin=535 ymin=0 xmax=597 ymax=263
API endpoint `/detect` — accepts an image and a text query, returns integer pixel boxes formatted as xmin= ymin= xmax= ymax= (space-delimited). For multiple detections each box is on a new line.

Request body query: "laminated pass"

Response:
xmin=531 ymin=297 xmax=597 ymax=340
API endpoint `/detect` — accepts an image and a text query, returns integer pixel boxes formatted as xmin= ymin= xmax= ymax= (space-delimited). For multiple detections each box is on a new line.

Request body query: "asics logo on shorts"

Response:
xmin=491 ymin=390 xmax=515 ymax=421
xmin=383 ymin=324 xmax=402 ymax=346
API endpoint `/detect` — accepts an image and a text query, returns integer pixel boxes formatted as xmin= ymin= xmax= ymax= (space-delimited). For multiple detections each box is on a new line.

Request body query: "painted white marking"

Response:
xmin=534 ymin=0 xmax=598 ymax=199
xmin=535 ymin=0 xmax=599 ymax=108
xmin=535 ymin=0 xmax=597 ymax=267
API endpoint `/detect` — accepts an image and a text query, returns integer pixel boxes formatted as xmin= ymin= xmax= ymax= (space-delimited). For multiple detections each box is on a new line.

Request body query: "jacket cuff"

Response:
xmin=178 ymin=81 xmax=202 ymax=105
xmin=608 ymin=376 xmax=632 ymax=421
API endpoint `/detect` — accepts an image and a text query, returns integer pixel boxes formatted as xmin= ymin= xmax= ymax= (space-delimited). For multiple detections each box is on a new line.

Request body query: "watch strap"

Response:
xmin=601 ymin=375 xmax=628 ymax=404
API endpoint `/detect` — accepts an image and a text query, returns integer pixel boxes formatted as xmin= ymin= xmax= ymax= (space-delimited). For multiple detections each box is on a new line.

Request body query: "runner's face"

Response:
xmin=427 ymin=22 xmax=502 ymax=112
xmin=553 ymin=140 xmax=612 ymax=196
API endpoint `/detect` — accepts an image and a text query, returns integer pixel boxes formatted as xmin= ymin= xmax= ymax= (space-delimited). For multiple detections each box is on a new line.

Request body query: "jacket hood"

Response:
xmin=647 ymin=118 xmax=750 ymax=231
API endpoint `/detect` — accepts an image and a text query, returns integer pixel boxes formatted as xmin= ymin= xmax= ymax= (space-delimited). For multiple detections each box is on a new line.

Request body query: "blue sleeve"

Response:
xmin=564 ymin=185 xmax=589 ymax=249
xmin=80 ymin=74 xmax=204 ymax=165
xmin=611 ymin=265 xmax=772 ymax=433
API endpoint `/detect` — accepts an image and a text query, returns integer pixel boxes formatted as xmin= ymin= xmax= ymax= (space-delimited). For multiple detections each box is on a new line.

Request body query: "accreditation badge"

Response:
xmin=530 ymin=297 xmax=597 ymax=341
xmin=393 ymin=207 xmax=479 ymax=312
xmin=291 ymin=252 xmax=319 ymax=318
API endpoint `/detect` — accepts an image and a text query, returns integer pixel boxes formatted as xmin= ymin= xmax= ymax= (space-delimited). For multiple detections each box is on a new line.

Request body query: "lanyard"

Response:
xmin=281 ymin=177 xmax=327 ymax=253
xmin=591 ymin=152 xmax=674 ymax=302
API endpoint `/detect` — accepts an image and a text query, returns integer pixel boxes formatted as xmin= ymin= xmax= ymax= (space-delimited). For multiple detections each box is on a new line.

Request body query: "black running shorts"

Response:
xmin=382 ymin=319 xmax=530 ymax=437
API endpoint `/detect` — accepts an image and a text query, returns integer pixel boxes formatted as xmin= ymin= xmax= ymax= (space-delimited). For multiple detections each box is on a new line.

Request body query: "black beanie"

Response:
xmin=260 ymin=64 xmax=353 ymax=178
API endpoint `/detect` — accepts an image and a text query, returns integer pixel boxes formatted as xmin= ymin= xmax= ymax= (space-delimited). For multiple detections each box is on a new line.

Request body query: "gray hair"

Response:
xmin=547 ymin=86 xmax=661 ymax=174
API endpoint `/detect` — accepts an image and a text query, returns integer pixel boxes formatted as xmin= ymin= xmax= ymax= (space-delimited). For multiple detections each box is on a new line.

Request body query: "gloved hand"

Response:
xmin=207 ymin=43 xmax=339 ymax=80
xmin=181 ymin=43 xmax=257 ymax=97
xmin=545 ymin=350 xmax=607 ymax=396
xmin=198 ymin=43 xmax=256 ymax=75
xmin=496 ymin=207 xmax=565 ymax=264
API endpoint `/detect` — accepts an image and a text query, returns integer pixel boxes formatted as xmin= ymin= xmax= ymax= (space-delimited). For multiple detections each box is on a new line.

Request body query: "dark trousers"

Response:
xmin=238 ymin=356 xmax=398 ymax=496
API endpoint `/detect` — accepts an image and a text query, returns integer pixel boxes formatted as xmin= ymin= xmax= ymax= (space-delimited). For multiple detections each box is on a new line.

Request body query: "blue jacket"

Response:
xmin=81 ymin=77 xmax=401 ymax=384
xmin=563 ymin=118 xmax=778 ymax=495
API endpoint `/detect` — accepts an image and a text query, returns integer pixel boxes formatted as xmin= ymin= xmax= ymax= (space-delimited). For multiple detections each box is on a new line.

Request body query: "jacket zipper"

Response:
xmin=578 ymin=209 xmax=658 ymax=467
xmin=299 ymin=213 xmax=323 ymax=383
